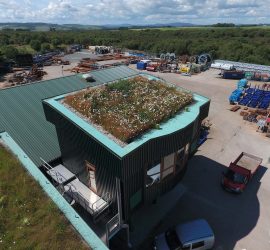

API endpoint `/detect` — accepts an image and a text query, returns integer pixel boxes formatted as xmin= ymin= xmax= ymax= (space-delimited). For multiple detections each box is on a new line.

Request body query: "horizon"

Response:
xmin=0 ymin=0 xmax=268 ymax=25
xmin=0 ymin=21 xmax=268 ymax=27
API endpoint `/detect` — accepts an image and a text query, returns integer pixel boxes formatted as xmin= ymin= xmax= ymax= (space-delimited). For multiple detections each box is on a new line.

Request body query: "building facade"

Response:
xmin=43 ymin=74 xmax=210 ymax=224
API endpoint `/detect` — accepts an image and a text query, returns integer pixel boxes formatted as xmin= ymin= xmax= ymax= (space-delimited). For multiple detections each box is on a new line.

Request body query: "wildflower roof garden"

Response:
xmin=44 ymin=73 xmax=209 ymax=158
xmin=63 ymin=76 xmax=193 ymax=143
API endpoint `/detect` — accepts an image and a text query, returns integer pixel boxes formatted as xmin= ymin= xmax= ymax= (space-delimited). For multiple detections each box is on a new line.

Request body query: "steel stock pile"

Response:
xmin=71 ymin=54 xmax=129 ymax=73
xmin=212 ymin=60 xmax=270 ymax=81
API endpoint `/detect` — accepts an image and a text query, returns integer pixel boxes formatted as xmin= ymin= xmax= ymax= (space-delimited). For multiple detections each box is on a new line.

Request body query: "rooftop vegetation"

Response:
xmin=64 ymin=76 xmax=193 ymax=143
xmin=0 ymin=145 xmax=89 ymax=250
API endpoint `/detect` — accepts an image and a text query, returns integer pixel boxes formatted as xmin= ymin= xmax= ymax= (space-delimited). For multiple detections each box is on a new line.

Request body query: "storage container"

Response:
xmin=136 ymin=62 xmax=147 ymax=70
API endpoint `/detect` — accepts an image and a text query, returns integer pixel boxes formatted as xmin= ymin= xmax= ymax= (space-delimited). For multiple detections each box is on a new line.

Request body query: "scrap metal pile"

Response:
xmin=136 ymin=53 xmax=212 ymax=75
xmin=240 ymin=109 xmax=270 ymax=138
xmin=8 ymin=65 xmax=47 ymax=85
xmin=71 ymin=54 xmax=136 ymax=73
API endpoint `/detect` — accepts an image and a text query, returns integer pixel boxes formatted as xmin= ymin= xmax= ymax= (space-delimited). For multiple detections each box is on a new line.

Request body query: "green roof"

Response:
xmin=0 ymin=66 xmax=139 ymax=166
xmin=45 ymin=74 xmax=209 ymax=158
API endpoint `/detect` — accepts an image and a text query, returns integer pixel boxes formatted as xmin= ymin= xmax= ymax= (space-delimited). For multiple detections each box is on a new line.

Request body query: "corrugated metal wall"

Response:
xmin=45 ymin=105 xmax=122 ymax=204
xmin=121 ymin=100 xmax=210 ymax=219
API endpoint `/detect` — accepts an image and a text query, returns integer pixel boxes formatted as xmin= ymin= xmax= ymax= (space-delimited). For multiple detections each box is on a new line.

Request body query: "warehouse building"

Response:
xmin=0 ymin=66 xmax=210 ymax=247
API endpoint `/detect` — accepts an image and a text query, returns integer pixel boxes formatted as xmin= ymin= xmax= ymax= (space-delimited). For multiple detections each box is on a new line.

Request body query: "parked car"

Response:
xmin=154 ymin=219 xmax=215 ymax=250
xmin=222 ymin=152 xmax=262 ymax=193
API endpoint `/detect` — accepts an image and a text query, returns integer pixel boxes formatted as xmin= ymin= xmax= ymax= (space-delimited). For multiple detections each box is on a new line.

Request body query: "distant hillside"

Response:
xmin=0 ymin=22 xmax=102 ymax=31
xmin=103 ymin=22 xmax=195 ymax=29
xmin=0 ymin=22 xmax=195 ymax=31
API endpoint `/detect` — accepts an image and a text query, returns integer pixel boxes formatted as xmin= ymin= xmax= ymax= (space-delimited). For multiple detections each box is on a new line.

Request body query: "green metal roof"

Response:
xmin=0 ymin=66 xmax=139 ymax=166
xmin=45 ymin=74 xmax=209 ymax=158
xmin=90 ymin=65 xmax=138 ymax=83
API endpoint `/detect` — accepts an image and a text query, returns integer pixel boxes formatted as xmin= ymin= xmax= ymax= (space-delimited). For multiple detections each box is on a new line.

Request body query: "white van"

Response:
xmin=154 ymin=219 xmax=215 ymax=250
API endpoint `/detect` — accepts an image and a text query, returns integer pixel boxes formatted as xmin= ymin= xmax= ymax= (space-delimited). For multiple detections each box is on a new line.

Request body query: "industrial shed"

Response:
xmin=0 ymin=66 xmax=210 ymax=247
xmin=43 ymin=71 xmax=210 ymax=225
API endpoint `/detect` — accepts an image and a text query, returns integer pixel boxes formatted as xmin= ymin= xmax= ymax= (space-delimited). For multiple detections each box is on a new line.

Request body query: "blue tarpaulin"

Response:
xmin=229 ymin=89 xmax=242 ymax=103
xmin=237 ymin=79 xmax=248 ymax=90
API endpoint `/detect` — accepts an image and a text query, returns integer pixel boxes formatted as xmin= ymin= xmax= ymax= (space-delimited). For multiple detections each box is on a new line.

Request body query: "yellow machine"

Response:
xmin=180 ymin=64 xmax=191 ymax=74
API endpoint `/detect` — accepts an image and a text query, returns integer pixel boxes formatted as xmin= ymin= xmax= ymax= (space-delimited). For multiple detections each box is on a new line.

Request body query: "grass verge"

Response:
xmin=0 ymin=144 xmax=90 ymax=250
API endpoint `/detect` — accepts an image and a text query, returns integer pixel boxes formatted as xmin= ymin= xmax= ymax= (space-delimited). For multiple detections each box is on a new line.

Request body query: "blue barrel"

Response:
xmin=137 ymin=62 xmax=147 ymax=70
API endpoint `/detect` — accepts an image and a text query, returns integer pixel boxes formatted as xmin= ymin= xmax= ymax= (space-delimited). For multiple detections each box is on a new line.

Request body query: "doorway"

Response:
xmin=85 ymin=161 xmax=97 ymax=193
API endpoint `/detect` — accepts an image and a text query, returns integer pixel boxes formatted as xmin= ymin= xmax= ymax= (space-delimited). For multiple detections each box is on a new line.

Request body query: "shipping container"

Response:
xmin=223 ymin=70 xmax=245 ymax=79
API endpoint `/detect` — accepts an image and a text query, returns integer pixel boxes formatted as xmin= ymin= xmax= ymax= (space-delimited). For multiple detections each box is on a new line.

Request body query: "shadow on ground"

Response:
xmin=137 ymin=155 xmax=267 ymax=250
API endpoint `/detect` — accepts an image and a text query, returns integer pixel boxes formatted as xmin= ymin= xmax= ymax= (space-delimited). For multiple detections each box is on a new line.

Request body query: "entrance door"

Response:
xmin=86 ymin=161 xmax=97 ymax=193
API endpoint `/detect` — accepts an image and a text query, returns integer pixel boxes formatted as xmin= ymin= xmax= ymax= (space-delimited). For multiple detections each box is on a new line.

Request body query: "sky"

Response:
xmin=0 ymin=0 xmax=269 ymax=25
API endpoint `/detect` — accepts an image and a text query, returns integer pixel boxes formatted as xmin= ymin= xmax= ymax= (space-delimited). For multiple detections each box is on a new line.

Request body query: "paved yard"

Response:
xmin=135 ymin=68 xmax=270 ymax=250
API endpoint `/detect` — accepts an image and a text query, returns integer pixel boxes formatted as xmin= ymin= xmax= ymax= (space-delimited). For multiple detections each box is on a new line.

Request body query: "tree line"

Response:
xmin=0 ymin=27 xmax=270 ymax=65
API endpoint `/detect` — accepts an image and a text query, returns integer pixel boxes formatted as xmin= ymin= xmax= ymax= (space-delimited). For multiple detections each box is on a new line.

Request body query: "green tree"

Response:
xmin=52 ymin=38 xmax=61 ymax=48
xmin=30 ymin=40 xmax=41 ymax=51
xmin=0 ymin=45 xmax=19 ymax=59
xmin=41 ymin=43 xmax=51 ymax=53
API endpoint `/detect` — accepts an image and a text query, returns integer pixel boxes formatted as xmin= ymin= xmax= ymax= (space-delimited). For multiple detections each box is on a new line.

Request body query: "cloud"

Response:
xmin=0 ymin=0 xmax=269 ymax=24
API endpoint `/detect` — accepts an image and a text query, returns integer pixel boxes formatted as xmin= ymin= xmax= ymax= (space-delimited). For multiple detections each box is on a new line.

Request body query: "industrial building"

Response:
xmin=0 ymin=65 xmax=210 ymax=248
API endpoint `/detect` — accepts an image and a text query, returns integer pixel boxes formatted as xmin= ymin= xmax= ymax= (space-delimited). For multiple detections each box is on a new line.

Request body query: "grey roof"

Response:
xmin=0 ymin=66 xmax=138 ymax=166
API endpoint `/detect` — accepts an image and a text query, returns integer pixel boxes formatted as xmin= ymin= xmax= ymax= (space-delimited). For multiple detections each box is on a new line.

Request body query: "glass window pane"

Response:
xmin=146 ymin=163 xmax=160 ymax=187
xmin=164 ymin=152 xmax=175 ymax=169
xmin=162 ymin=152 xmax=175 ymax=179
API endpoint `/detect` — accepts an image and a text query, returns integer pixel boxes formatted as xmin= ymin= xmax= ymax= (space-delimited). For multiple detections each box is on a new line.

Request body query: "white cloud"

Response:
xmin=0 ymin=0 xmax=269 ymax=24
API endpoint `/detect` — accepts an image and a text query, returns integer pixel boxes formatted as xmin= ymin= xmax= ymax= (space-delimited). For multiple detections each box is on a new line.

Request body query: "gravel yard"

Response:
xmin=129 ymin=66 xmax=270 ymax=250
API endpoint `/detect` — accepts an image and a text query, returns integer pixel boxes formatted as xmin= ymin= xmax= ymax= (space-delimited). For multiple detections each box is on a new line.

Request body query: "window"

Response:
xmin=85 ymin=161 xmax=97 ymax=193
xmin=146 ymin=162 xmax=161 ymax=187
xmin=225 ymin=169 xmax=246 ymax=184
xmin=192 ymin=241 xmax=204 ymax=249
xmin=146 ymin=148 xmax=188 ymax=186
xmin=185 ymin=143 xmax=190 ymax=155
xmin=175 ymin=147 xmax=185 ymax=172
xmin=162 ymin=152 xmax=175 ymax=179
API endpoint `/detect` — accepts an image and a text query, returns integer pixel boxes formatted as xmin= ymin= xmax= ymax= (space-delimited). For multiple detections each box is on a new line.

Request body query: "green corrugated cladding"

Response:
xmin=0 ymin=66 xmax=139 ymax=167
xmin=44 ymin=96 xmax=210 ymax=220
